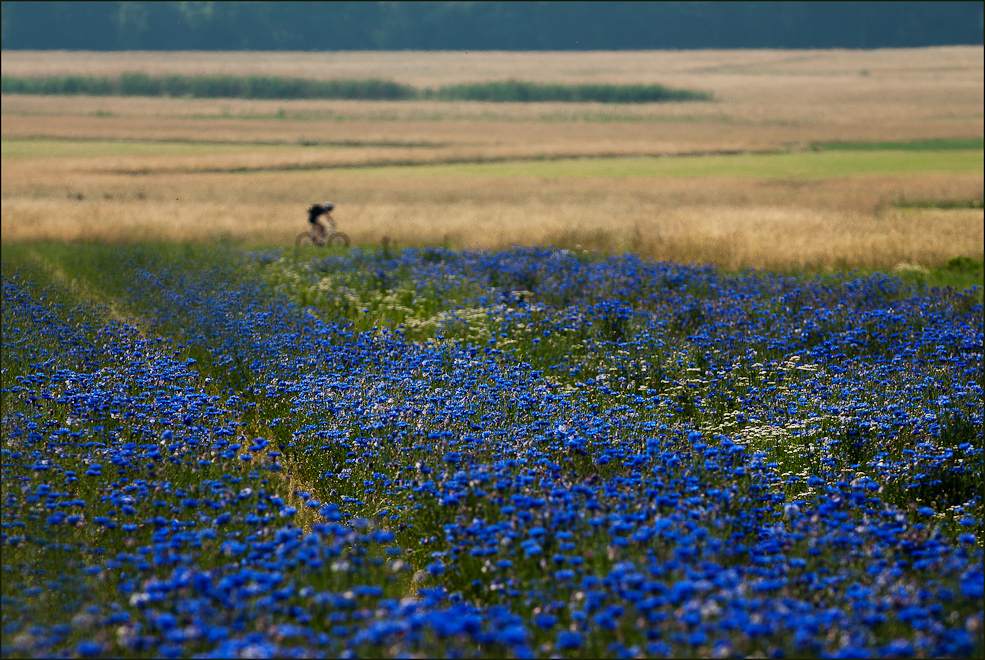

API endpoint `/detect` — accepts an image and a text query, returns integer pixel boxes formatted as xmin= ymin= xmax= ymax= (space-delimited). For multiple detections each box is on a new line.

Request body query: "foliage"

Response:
xmin=0 ymin=74 xmax=711 ymax=104
xmin=1 ymin=1 xmax=983 ymax=50
xmin=0 ymin=74 xmax=418 ymax=101
xmin=2 ymin=243 xmax=983 ymax=658
xmin=429 ymin=80 xmax=712 ymax=103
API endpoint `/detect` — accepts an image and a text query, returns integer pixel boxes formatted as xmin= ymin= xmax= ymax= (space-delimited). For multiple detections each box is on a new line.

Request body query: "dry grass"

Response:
xmin=2 ymin=48 xmax=982 ymax=270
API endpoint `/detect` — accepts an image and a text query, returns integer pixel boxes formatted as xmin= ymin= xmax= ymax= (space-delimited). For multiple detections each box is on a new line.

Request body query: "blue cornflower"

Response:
xmin=557 ymin=630 xmax=583 ymax=650
xmin=76 ymin=641 xmax=104 ymax=657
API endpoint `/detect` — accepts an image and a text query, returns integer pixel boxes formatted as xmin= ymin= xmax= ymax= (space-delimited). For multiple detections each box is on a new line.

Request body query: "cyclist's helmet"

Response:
xmin=324 ymin=202 xmax=335 ymax=211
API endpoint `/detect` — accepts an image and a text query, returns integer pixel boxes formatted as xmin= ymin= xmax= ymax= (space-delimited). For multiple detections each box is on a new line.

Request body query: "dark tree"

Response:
xmin=2 ymin=1 xmax=982 ymax=51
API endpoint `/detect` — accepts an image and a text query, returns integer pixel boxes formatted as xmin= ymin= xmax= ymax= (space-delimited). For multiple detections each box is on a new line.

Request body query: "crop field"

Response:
xmin=1 ymin=48 xmax=984 ymax=658
xmin=2 ymin=47 xmax=983 ymax=270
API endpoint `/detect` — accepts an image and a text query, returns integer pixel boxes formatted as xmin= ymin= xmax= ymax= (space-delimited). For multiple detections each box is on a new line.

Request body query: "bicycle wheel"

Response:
xmin=296 ymin=232 xmax=315 ymax=247
xmin=328 ymin=232 xmax=350 ymax=247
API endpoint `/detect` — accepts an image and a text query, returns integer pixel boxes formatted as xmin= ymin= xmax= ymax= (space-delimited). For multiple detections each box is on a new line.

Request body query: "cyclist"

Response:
xmin=307 ymin=202 xmax=335 ymax=239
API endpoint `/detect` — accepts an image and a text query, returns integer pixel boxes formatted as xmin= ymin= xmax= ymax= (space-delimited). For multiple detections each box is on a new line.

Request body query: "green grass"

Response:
xmin=895 ymin=255 xmax=985 ymax=291
xmin=812 ymin=138 xmax=985 ymax=151
xmin=779 ymin=256 xmax=984 ymax=300
xmin=348 ymin=149 xmax=985 ymax=179
xmin=894 ymin=197 xmax=983 ymax=210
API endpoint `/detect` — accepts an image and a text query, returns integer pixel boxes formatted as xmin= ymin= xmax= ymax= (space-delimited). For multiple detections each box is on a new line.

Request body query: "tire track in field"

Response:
xmin=101 ymin=148 xmax=775 ymax=176
xmin=15 ymin=248 xmax=342 ymax=538
xmin=5 ymin=134 xmax=453 ymax=149
xmin=21 ymin=248 xmax=151 ymax=332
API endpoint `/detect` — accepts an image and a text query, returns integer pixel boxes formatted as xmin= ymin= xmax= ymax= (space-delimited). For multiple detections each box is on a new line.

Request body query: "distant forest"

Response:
xmin=2 ymin=1 xmax=983 ymax=51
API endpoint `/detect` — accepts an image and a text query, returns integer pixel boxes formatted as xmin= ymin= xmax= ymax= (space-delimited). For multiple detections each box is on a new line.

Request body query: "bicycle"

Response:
xmin=295 ymin=225 xmax=350 ymax=248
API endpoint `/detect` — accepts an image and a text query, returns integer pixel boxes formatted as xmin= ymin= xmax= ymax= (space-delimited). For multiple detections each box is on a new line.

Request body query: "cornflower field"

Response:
xmin=1 ymin=243 xmax=982 ymax=658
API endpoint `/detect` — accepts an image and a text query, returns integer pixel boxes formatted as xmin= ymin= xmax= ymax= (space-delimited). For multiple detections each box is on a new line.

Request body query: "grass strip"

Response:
xmin=1 ymin=73 xmax=418 ymax=101
xmin=428 ymin=79 xmax=712 ymax=102
xmin=0 ymin=73 xmax=712 ymax=103
xmin=894 ymin=198 xmax=983 ymax=210
xmin=811 ymin=138 xmax=985 ymax=151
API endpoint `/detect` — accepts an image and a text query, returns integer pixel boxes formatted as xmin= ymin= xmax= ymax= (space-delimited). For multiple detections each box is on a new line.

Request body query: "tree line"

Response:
xmin=1 ymin=1 xmax=982 ymax=51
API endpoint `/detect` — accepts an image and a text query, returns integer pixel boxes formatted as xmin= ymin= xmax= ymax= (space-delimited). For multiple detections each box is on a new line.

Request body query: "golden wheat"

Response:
xmin=3 ymin=171 xmax=981 ymax=270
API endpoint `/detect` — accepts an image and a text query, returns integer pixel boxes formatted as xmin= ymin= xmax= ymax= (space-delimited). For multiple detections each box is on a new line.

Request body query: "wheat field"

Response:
xmin=4 ymin=47 xmax=981 ymax=86
xmin=3 ymin=170 xmax=981 ymax=271
xmin=2 ymin=48 xmax=983 ymax=270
